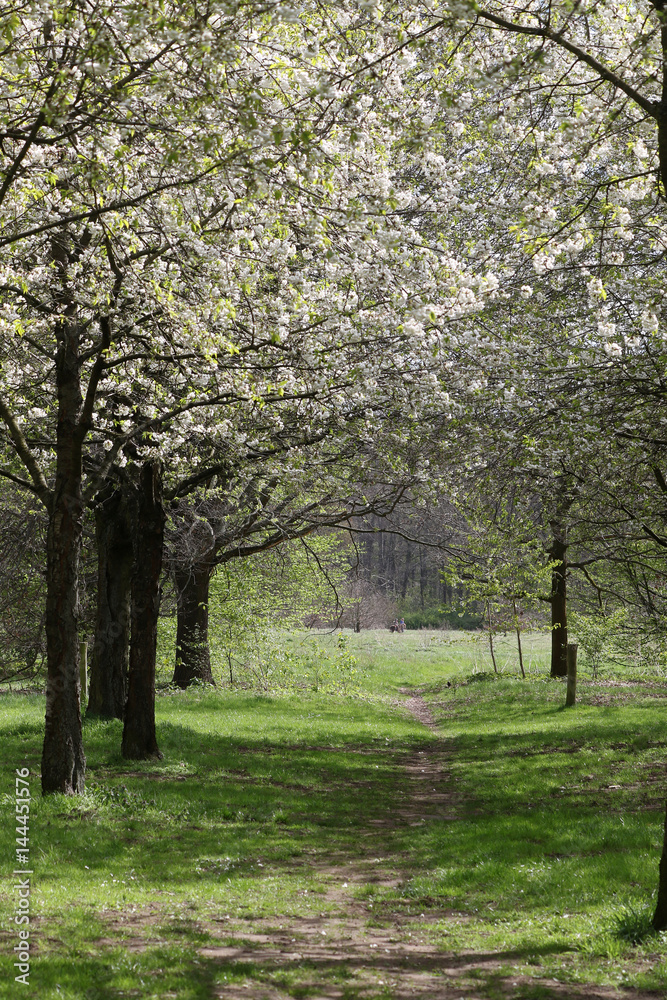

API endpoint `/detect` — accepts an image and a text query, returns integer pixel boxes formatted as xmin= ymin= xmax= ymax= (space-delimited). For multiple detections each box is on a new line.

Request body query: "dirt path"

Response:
xmin=200 ymin=691 xmax=660 ymax=1000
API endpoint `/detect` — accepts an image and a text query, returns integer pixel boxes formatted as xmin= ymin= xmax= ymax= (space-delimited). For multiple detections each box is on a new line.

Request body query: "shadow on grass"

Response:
xmin=1 ymin=683 xmax=666 ymax=997
xmin=27 ymin=945 xmax=221 ymax=1000
xmin=24 ymin=938 xmax=581 ymax=1000
xmin=1 ymin=689 xmax=662 ymax=921
xmin=0 ymin=695 xmax=428 ymax=901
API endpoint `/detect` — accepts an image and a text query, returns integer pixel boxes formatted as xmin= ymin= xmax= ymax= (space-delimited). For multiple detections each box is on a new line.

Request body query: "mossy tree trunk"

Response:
xmin=172 ymin=558 xmax=216 ymax=688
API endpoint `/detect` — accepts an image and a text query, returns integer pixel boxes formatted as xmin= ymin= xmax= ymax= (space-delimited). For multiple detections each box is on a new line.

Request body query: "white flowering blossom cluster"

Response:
xmin=0 ymin=4 xmax=665 ymax=601
xmin=1 ymin=1 xmax=665 ymax=520
xmin=363 ymin=0 xmax=667 ymax=492
xmin=0 ymin=1 xmax=494 ymax=512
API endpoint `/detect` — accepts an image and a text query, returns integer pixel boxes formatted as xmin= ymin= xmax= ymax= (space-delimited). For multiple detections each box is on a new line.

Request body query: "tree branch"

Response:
xmin=0 ymin=396 xmax=51 ymax=506
xmin=474 ymin=7 xmax=657 ymax=118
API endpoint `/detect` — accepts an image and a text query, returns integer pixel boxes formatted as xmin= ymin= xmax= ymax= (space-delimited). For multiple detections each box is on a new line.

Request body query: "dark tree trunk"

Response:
xmin=400 ymin=541 xmax=413 ymax=599
xmin=653 ymin=800 xmax=667 ymax=930
xmin=42 ymin=486 xmax=86 ymax=794
xmin=41 ymin=309 xmax=86 ymax=795
xmin=386 ymin=532 xmax=396 ymax=592
xmin=486 ymin=600 xmax=499 ymax=674
xmin=87 ymin=488 xmax=132 ymax=718
xmin=378 ymin=530 xmax=396 ymax=592
xmin=362 ymin=527 xmax=374 ymax=579
xmin=122 ymin=462 xmax=165 ymax=760
xmin=419 ymin=547 xmax=427 ymax=609
xmin=565 ymin=642 xmax=578 ymax=707
xmin=513 ymin=599 xmax=526 ymax=678
xmin=378 ymin=531 xmax=386 ymax=588
xmin=550 ymin=528 xmax=568 ymax=678
xmin=172 ymin=558 xmax=216 ymax=688
xmin=658 ymin=24 xmax=667 ymax=199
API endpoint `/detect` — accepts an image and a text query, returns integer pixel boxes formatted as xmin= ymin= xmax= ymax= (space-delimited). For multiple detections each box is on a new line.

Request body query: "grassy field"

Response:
xmin=290 ymin=628 xmax=554 ymax=692
xmin=1 ymin=629 xmax=666 ymax=999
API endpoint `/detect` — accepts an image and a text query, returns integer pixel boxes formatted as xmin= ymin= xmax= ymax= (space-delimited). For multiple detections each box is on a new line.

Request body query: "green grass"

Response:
xmin=0 ymin=630 xmax=666 ymax=998
xmin=0 ymin=690 xmax=430 ymax=998
xmin=276 ymin=628 xmax=552 ymax=698
xmin=290 ymin=627 xmax=662 ymax=693
xmin=366 ymin=659 xmax=667 ymax=991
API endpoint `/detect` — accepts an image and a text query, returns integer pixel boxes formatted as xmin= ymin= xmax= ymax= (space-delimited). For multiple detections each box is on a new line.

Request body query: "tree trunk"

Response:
xmin=41 ymin=310 xmax=86 ymax=795
xmin=653 ymin=800 xmax=667 ymax=930
xmin=362 ymin=527 xmax=374 ymax=579
xmin=487 ymin=601 xmax=498 ymax=674
xmin=513 ymin=599 xmax=526 ymax=678
xmin=565 ymin=643 xmax=578 ymax=707
xmin=419 ymin=548 xmax=427 ymax=609
xmin=172 ymin=559 xmax=216 ymax=687
xmin=42 ymin=486 xmax=86 ymax=794
xmin=87 ymin=488 xmax=132 ymax=718
xmin=658 ymin=22 xmax=667 ymax=199
xmin=400 ymin=541 xmax=413 ymax=599
xmin=550 ymin=528 xmax=568 ymax=677
xmin=386 ymin=532 xmax=396 ymax=592
xmin=122 ymin=461 xmax=165 ymax=760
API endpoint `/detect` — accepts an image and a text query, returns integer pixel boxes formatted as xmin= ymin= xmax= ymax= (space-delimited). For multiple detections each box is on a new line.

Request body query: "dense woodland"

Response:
xmin=2 ymin=0 xmax=667 ymax=931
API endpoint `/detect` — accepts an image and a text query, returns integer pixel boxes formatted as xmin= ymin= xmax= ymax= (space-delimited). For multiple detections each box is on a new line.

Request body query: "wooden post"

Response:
xmin=79 ymin=640 xmax=88 ymax=702
xmin=513 ymin=599 xmax=526 ymax=678
xmin=565 ymin=642 xmax=577 ymax=707
xmin=486 ymin=601 xmax=499 ymax=674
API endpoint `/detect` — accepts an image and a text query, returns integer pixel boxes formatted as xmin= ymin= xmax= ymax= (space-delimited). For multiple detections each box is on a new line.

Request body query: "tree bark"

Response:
xmin=362 ymin=526 xmax=374 ymax=579
xmin=419 ymin=547 xmax=427 ymax=609
xmin=122 ymin=461 xmax=165 ymax=760
xmin=386 ymin=532 xmax=396 ymax=592
xmin=41 ymin=306 xmax=86 ymax=795
xmin=653 ymin=800 xmax=667 ymax=930
xmin=658 ymin=19 xmax=667 ymax=198
xmin=486 ymin=600 xmax=498 ymax=673
xmin=42 ymin=484 xmax=86 ymax=794
xmin=513 ymin=599 xmax=526 ymax=678
xmin=172 ymin=558 xmax=216 ymax=687
xmin=550 ymin=527 xmax=568 ymax=677
xmin=87 ymin=487 xmax=132 ymax=718
xmin=400 ymin=540 xmax=413 ymax=599
xmin=565 ymin=643 xmax=578 ymax=707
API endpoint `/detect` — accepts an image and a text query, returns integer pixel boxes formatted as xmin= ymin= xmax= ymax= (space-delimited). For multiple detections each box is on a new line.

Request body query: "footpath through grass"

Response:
xmin=0 ymin=629 xmax=666 ymax=999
